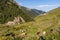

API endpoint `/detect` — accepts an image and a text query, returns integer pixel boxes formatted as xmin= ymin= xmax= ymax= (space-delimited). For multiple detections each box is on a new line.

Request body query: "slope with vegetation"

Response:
xmin=0 ymin=0 xmax=60 ymax=40
xmin=21 ymin=6 xmax=45 ymax=18
xmin=0 ymin=6 xmax=60 ymax=40
xmin=0 ymin=0 xmax=45 ymax=24
xmin=0 ymin=0 xmax=33 ymax=24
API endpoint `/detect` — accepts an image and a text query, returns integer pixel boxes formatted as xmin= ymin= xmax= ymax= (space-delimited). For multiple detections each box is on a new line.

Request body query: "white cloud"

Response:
xmin=18 ymin=2 xmax=22 ymax=5
xmin=37 ymin=5 xmax=57 ymax=8
xmin=32 ymin=4 xmax=60 ymax=12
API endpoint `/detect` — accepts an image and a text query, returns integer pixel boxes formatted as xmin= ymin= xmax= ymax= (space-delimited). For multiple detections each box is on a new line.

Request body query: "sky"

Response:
xmin=15 ymin=0 xmax=60 ymax=12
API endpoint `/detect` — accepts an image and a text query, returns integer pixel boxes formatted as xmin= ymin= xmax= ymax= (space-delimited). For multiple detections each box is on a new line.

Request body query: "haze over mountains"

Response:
xmin=21 ymin=6 xmax=45 ymax=18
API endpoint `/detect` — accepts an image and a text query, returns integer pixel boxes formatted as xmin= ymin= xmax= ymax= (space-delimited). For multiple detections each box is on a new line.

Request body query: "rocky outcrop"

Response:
xmin=5 ymin=16 xmax=25 ymax=26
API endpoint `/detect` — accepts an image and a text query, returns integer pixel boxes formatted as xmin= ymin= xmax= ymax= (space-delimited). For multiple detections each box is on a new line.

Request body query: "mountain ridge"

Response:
xmin=0 ymin=0 xmax=45 ymax=24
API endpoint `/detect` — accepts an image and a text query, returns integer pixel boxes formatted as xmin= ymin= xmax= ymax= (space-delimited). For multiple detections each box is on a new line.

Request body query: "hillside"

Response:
xmin=21 ymin=6 xmax=45 ymax=18
xmin=0 ymin=0 xmax=45 ymax=24
xmin=0 ymin=6 xmax=60 ymax=40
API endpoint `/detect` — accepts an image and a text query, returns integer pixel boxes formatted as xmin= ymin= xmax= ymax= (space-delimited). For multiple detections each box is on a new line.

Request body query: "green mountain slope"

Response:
xmin=0 ymin=0 xmax=34 ymax=24
xmin=0 ymin=7 xmax=60 ymax=40
xmin=0 ymin=0 xmax=45 ymax=24
xmin=34 ymin=7 xmax=60 ymax=40
xmin=21 ymin=6 xmax=45 ymax=18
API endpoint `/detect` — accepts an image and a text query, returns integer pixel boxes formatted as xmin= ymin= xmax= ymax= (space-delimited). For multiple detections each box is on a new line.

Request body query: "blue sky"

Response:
xmin=15 ymin=0 xmax=60 ymax=12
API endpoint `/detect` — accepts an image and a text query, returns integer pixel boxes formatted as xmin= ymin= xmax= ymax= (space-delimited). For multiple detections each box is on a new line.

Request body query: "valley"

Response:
xmin=0 ymin=0 xmax=60 ymax=40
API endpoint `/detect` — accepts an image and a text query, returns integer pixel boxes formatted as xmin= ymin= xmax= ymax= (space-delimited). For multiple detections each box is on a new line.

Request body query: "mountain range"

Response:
xmin=0 ymin=0 xmax=45 ymax=24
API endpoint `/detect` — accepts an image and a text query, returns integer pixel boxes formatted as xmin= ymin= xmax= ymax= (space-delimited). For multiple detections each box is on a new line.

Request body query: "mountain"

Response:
xmin=21 ymin=6 xmax=45 ymax=18
xmin=1 ymin=0 xmax=60 ymax=40
xmin=0 ymin=0 xmax=33 ymax=24
xmin=0 ymin=7 xmax=60 ymax=40
xmin=17 ymin=7 xmax=60 ymax=40
xmin=0 ymin=0 xmax=45 ymax=24
xmin=34 ymin=7 xmax=60 ymax=40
